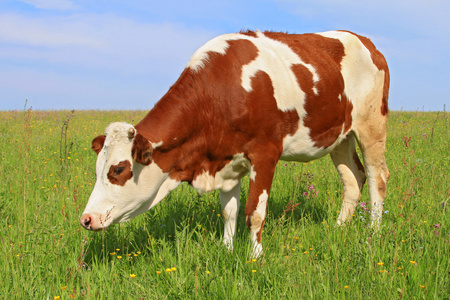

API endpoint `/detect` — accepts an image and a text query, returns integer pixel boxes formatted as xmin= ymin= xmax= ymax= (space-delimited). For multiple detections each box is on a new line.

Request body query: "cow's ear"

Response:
xmin=132 ymin=133 xmax=152 ymax=165
xmin=92 ymin=135 xmax=106 ymax=155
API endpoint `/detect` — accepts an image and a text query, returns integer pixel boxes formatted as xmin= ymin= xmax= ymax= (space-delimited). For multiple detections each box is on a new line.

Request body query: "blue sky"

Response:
xmin=0 ymin=0 xmax=449 ymax=111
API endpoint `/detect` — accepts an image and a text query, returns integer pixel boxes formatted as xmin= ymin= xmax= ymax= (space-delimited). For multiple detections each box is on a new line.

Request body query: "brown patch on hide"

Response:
xmin=136 ymin=38 xmax=298 ymax=184
xmin=264 ymin=31 xmax=353 ymax=149
xmin=239 ymin=30 xmax=258 ymax=37
xmin=107 ymin=160 xmax=133 ymax=186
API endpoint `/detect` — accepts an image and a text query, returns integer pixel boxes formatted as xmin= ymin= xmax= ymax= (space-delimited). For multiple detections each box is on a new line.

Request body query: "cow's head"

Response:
xmin=80 ymin=122 xmax=179 ymax=231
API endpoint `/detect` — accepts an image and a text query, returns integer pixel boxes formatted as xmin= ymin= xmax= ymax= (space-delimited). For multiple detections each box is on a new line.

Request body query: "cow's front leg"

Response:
xmin=219 ymin=181 xmax=241 ymax=251
xmin=245 ymin=149 xmax=279 ymax=259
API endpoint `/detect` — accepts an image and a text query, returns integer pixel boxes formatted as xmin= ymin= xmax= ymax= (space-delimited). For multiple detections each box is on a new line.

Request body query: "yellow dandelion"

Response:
xmin=410 ymin=260 xmax=416 ymax=264
xmin=205 ymin=271 xmax=210 ymax=274
xmin=171 ymin=267 xmax=177 ymax=271
xmin=61 ymin=286 xmax=67 ymax=290
xmin=136 ymin=251 xmax=141 ymax=254
xmin=344 ymin=286 xmax=349 ymax=289
xmin=156 ymin=271 xmax=161 ymax=275
xmin=129 ymin=274 xmax=136 ymax=278
xmin=419 ymin=285 xmax=425 ymax=288
xmin=166 ymin=268 xmax=172 ymax=273
xmin=54 ymin=297 xmax=60 ymax=300
xmin=252 ymin=259 xmax=257 ymax=262
xmin=110 ymin=252 xmax=116 ymax=255
xmin=252 ymin=270 xmax=257 ymax=273
xmin=116 ymin=248 xmax=120 ymax=251
xmin=377 ymin=262 xmax=384 ymax=266
xmin=117 ymin=256 xmax=122 ymax=259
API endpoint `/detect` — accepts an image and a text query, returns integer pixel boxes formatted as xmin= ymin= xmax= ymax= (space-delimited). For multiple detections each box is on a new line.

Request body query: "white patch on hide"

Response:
xmin=191 ymin=153 xmax=250 ymax=193
xmin=188 ymin=33 xmax=244 ymax=72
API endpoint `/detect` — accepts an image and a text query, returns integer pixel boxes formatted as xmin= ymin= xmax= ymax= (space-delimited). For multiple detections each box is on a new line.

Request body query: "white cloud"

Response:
xmin=18 ymin=0 xmax=77 ymax=10
xmin=0 ymin=13 xmax=218 ymax=74
xmin=0 ymin=13 xmax=101 ymax=47
xmin=0 ymin=11 xmax=219 ymax=109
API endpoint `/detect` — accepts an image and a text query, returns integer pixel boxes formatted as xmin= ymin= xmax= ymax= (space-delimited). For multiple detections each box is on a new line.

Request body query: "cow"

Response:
xmin=80 ymin=30 xmax=390 ymax=258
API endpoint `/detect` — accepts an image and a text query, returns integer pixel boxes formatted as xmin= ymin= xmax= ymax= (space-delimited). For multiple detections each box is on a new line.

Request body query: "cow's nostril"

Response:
xmin=81 ymin=216 xmax=92 ymax=229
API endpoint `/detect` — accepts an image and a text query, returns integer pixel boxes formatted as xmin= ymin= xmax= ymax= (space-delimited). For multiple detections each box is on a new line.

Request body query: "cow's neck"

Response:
xmin=135 ymin=69 xmax=205 ymax=182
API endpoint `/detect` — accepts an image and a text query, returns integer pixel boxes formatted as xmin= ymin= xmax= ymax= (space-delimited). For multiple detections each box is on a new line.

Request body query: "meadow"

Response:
xmin=0 ymin=108 xmax=448 ymax=299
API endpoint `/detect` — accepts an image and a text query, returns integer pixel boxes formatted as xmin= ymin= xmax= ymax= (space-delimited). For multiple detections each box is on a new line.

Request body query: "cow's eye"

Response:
xmin=114 ymin=166 xmax=125 ymax=175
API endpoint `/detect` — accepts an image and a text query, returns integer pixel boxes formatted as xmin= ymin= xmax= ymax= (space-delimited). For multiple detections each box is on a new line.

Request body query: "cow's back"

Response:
xmin=185 ymin=30 xmax=388 ymax=162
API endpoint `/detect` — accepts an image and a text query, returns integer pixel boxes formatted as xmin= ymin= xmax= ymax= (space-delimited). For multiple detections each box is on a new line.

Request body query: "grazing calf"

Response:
xmin=80 ymin=30 xmax=390 ymax=258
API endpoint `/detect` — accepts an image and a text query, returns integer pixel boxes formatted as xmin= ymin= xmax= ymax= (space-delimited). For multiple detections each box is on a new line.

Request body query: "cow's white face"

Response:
xmin=80 ymin=122 xmax=179 ymax=231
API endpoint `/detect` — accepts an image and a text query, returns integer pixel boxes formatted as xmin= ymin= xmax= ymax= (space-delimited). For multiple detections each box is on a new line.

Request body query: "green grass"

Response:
xmin=0 ymin=109 xmax=448 ymax=299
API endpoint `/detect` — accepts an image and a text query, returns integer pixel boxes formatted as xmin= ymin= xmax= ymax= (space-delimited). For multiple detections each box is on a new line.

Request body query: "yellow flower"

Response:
xmin=110 ymin=252 xmax=116 ymax=255
xmin=410 ymin=261 xmax=416 ymax=264
xmin=377 ymin=262 xmax=384 ymax=266
xmin=252 ymin=259 xmax=257 ymax=262
xmin=116 ymin=248 xmax=120 ymax=251
xmin=171 ymin=267 xmax=177 ymax=271
xmin=205 ymin=271 xmax=210 ymax=274
xmin=136 ymin=251 xmax=141 ymax=254
xmin=117 ymin=256 xmax=122 ymax=259
xmin=61 ymin=286 xmax=67 ymax=290
xmin=129 ymin=274 xmax=136 ymax=278
xmin=252 ymin=270 xmax=257 ymax=273
xmin=156 ymin=271 xmax=161 ymax=275
xmin=54 ymin=297 xmax=60 ymax=300
xmin=419 ymin=285 xmax=425 ymax=288
xmin=166 ymin=268 xmax=172 ymax=273
xmin=344 ymin=286 xmax=349 ymax=289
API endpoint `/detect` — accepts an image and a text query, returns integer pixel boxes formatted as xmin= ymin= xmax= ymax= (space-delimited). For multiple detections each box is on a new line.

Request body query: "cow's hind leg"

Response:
xmin=355 ymin=119 xmax=390 ymax=228
xmin=330 ymin=132 xmax=366 ymax=225
xmin=219 ymin=182 xmax=241 ymax=251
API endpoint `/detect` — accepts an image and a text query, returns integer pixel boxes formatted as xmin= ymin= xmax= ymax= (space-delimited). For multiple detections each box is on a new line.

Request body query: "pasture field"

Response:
xmin=0 ymin=109 xmax=449 ymax=299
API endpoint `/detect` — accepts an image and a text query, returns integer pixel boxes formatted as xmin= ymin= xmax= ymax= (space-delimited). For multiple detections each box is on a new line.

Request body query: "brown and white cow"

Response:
xmin=80 ymin=30 xmax=390 ymax=258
